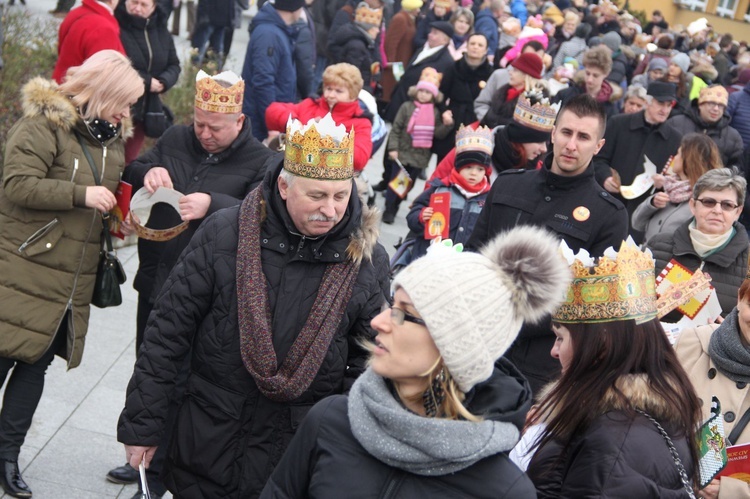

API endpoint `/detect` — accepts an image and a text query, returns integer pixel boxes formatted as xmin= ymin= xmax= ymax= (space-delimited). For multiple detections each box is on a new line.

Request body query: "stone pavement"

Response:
xmin=1 ymin=1 xmax=430 ymax=495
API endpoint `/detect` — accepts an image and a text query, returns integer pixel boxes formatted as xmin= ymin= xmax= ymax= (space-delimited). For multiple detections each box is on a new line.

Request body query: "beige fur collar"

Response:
xmin=21 ymin=77 xmax=133 ymax=139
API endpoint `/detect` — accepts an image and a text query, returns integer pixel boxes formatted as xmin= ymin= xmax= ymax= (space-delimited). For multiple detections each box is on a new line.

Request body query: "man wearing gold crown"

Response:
xmin=108 ymin=70 xmax=275 ymax=497
xmin=467 ymin=94 xmax=628 ymax=394
xmin=117 ymin=114 xmax=388 ymax=498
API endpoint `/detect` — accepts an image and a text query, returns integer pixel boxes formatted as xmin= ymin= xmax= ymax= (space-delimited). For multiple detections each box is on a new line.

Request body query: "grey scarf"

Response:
xmin=708 ymin=308 xmax=750 ymax=383
xmin=347 ymin=368 xmax=520 ymax=476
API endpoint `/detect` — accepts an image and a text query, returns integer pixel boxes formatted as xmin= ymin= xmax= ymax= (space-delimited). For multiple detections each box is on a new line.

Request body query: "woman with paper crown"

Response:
xmin=646 ymin=168 xmax=748 ymax=321
xmin=675 ymin=278 xmax=750 ymax=499
xmin=526 ymin=240 xmax=703 ymax=498
xmin=632 ymin=134 xmax=723 ymax=245
xmin=260 ymin=226 xmax=570 ymax=498
xmin=0 ymin=50 xmax=143 ymax=498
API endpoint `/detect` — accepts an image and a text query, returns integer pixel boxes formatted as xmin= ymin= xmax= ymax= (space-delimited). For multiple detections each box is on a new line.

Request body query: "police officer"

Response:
xmin=467 ymin=94 xmax=628 ymax=394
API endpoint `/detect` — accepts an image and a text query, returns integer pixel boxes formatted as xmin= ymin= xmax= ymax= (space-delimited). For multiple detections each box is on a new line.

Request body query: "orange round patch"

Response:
xmin=573 ymin=206 xmax=590 ymax=222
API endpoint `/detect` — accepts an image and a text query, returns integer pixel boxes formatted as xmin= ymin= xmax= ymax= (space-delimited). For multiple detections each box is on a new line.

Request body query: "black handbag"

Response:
xmin=74 ymin=131 xmax=127 ymax=308
xmin=142 ymin=91 xmax=174 ymax=139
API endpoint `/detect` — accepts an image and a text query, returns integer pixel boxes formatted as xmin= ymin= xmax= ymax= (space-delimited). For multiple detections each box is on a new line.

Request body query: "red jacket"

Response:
xmin=266 ymin=97 xmax=373 ymax=172
xmin=53 ymin=0 xmax=126 ymax=83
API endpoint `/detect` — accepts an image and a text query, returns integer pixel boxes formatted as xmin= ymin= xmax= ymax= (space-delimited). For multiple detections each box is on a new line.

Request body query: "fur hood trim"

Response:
xmin=20 ymin=77 xmax=134 ymax=139
xmin=347 ymin=177 xmax=381 ymax=265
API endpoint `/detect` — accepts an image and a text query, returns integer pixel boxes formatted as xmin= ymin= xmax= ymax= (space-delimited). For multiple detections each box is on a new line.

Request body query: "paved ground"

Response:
xmin=1 ymin=2 xmax=432 ymax=496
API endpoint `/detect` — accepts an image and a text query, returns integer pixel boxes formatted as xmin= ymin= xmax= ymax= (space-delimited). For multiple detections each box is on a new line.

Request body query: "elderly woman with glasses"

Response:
xmin=645 ymin=168 xmax=749 ymax=319
xmin=259 ymin=227 xmax=570 ymax=498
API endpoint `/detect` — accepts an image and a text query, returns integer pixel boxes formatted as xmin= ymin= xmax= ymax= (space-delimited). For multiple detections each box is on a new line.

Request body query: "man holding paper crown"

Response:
xmin=118 ymin=113 xmax=389 ymax=498
xmin=110 ymin=70 xmax=275 ymax=497
xmin=467 ymin=94 xmax=628 ymax=394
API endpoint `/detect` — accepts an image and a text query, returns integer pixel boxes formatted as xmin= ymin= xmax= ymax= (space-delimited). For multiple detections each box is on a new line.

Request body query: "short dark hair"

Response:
xmin=652 ymin=9 xmax=662 ymax=16
xmin=720 ymin=34 xmax=733 ymax=48
xmin=522 ymin=39 xmax=545 ymax=53
xmin=557 ymin=94 xmax=607 ymax=138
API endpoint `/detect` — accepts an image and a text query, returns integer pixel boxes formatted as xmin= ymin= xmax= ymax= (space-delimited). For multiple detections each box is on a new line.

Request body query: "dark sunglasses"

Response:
xmin=694 ymin=197 xmax=740 ymax=212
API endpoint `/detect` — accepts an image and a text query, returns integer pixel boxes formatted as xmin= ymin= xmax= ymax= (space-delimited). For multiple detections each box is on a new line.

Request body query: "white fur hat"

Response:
xmin=392 ymin=226 xmax=571 ymax=393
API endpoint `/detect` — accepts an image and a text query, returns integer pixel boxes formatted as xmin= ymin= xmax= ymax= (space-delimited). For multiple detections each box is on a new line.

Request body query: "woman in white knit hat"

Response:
xmin=259 ymin=226 xmax=571 ymax=498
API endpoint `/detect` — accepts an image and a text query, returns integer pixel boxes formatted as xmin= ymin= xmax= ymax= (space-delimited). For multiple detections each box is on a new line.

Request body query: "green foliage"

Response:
xmin=0 ymin=9 xmax=58 ymax=155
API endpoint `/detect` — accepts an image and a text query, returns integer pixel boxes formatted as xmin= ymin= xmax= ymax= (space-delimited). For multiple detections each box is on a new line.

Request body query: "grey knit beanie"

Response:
xmin=671 ymin=52 xmax=690 ymax=74
xmin=602 ymin=31 xmax=621 ymax=53
xmin=392 ymin=226 xmax=571 ymax=393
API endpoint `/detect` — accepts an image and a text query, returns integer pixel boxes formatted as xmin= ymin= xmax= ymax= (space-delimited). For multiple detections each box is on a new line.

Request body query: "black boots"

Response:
xmin=106 ymin=462 xmax=139 ymax=484
xmin=0 ymin=460 xmax=32 ymax=498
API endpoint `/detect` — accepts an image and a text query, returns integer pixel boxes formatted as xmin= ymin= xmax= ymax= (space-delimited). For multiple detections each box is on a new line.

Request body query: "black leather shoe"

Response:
xmin=0 ymin=460 xmax=32 ymax=498
xmin=372 ymin=180 xmax=388 ymax=192
xmin=106 ymin=463 xmax=139 ymax=484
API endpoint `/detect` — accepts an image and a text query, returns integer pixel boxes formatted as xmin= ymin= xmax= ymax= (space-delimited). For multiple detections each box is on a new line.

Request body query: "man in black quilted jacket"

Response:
xmin=117 ymin=114 xmax=390 ymax=499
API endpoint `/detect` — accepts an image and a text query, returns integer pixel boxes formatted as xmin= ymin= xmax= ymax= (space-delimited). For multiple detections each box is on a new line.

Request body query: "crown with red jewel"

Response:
xmin=195 ymin=70 xmax=244 ymax=114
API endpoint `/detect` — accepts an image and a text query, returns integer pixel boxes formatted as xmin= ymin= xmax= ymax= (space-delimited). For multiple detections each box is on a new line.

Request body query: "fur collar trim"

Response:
xmin=20 ymin=77 xmax=133 ymax=139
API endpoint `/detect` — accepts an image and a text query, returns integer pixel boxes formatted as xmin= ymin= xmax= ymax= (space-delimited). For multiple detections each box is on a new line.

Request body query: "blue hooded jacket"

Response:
xmin=474 ymin=9 xmax=498 ymax=56
xmin=242 ymin=2 xmax=300 ymax=140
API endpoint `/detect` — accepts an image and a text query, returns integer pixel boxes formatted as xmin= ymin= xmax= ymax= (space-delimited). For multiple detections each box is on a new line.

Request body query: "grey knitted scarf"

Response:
xmin=708 ymin=309 xmax=750 ymax=383
xmin=347 ymin=368 xmax=520 ymax=476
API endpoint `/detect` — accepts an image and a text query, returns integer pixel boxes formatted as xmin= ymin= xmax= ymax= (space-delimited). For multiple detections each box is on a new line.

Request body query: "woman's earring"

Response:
xmin=423 ymin=367 xmax=446 ymax=417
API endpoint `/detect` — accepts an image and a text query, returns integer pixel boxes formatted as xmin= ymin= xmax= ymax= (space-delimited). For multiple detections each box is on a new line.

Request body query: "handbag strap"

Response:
xmin=636 ymin=409 xmax=696 ymax=499
xmin=727 ymin=406 xmax=750 ymax=446
xmin=74 ymin=130 xmax=116 ymax=254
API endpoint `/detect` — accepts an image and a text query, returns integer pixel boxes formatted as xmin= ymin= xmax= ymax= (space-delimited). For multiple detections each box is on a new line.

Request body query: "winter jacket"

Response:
xmin=242 ymin=2 xmax=299 ymax=140
xmin=260 ymin=359 xmax=536 ymax=499
xmin=631 ymin=195 xmax=692 ymax=246
xmin=310 ymin=0 xmax=338 ymax=59
xmin=552 ymin=79 xmax=623 ymax=118
xmin=728 ymin=82 xmax=750 ymax=148
xmin=381 ymin=10 xmax=417 ymax=102
xmin=646 ymin=221 xmax=749 ymax=317
xmin=510 ymin=0 xmax=528 ymax=26
xmin=293 ymin=10 xmax=316 ymax=100
xmin=327 ymin=0 xmax=355 ymax=61
xmin=122 ymin=119 xmax=276 ymax=302
xmin=118 ymin=161 xmax=390 ymax=498
xmin=52 ymin=0 xmax=126 ymax=83
xmin=440 ymin=56 xmax=494 ymax=128
xmin=115 ymin=1 xmax=180 ymax=124
xmin=0 ymin=78 xmax=128 ymax=368
xmin=593 ymin=110 xmax=682 ymax=241
xmin=528 ymin=374 xmax=696 ymax=498
xmin=384 ymin=45 xmax=454 ymax=123
xmin=329 ymin=22 xmax=377 ymax=89
xmin=413 ymin=9 xmax=450 ymax=50
xmin=480 ymin=84 xmax=521 ymax=129
xmin=608 ymin=50 xmax=630 ymax=86
xmin=474 ymin=9 xmax=498 ymax=56
xmin=675 ymin=323 xmax=750 ymax=499
xmin=387 ymin=99 xmax=452 ymax=169
xmin=473 ymin=68 xmax=510 ymax=121
xmin=667 ymin=104 xmax=744 ymax=168
xmin=407 ymin=179 xmax=488 ymax=260
xmin=265 ymin=97 xmax=373 ymax=171
xmin=551 ymin=36 xmax=587 ymax=71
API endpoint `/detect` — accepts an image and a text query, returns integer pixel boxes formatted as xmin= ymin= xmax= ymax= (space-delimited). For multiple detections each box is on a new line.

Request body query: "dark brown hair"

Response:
xmin=533 ymin=318 xmax=702 ymax=486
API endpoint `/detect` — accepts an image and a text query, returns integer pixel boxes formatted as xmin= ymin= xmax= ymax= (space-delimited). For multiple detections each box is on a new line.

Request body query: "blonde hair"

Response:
xmin=323 ymin=63 xmax=364 ymax=100
xmin=59 ymin=50 xmax=144 ymax=122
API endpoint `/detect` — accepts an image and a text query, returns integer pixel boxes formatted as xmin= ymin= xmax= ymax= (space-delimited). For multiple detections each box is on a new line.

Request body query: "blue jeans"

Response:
xmin=191 ymin=23 xmax=227 ymax=68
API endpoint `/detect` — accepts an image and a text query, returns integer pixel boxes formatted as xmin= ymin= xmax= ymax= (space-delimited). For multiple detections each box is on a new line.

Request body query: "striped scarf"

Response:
xmin=407 ymin=102 xmax=435 ymax=148
xmin=236 ymin=185 xmax=360 ymax=402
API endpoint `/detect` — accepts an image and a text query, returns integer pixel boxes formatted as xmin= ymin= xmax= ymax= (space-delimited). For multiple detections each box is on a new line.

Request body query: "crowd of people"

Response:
xmin=3 ymin=0 xmax=750 ymax=498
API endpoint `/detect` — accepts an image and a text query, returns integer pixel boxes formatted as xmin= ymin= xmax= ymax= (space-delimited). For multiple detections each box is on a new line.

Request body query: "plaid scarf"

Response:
xmin=236 ymin=186 xmax=361 ymax=402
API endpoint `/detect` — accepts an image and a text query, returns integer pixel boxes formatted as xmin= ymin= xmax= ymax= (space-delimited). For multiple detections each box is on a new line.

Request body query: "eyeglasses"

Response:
xmin=694 ymin=197 xmax=740 ymax=212
xmin=381 ymin=303 xmax=427 ymax=326
xmin=700 ymin=102 xmax=726 ymax=110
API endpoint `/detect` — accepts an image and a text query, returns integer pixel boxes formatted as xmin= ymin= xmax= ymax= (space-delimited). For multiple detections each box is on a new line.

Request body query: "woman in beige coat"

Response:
xmin=675 ymin=278 xmax=750 ymax=499
xmin=0 ymin=50 xmax=142 ymax=498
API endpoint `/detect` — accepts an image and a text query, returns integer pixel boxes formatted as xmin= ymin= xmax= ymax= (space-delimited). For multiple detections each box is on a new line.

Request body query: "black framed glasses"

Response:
xmin=381 ymin=302 xmax=427 ymax=326
xmin=694 ymin=197 xmax=740 ymax=212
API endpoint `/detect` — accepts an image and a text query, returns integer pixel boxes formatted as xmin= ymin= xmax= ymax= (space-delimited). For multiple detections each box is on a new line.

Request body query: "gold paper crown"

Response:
xmin=554 ymin=239 xmax=657 ymax=324
xmin=284 ymin=114 xmax=354 ymax=180
xmin=434 ymin=0 xmax=451 ymax=9
xmin=195 ymin=70 xmax=244 ymax=114
xmin=513 ymin=92 xmax=560 ymax=132
xmin=455 ymin=125 xmax=493 ymax=156
xmin=419 ymin=67 xmax=442 ymax=87
xmin=355 ymin=2 xmax=383 ymax=26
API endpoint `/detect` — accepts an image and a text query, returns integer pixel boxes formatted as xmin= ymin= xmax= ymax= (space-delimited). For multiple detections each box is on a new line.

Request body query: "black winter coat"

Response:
xmin=330 ymin=22 xmax=376 ymax=88
xmin=260 ymin=359 xmax=536 ymax=499
xmin=666 ymin=104 xmax=745 ymax=168
xmin=466 ymin=157 xmax=628 ymax=394
xmin=440 ymin=56 xmax=493 ymax=127
xmin=479 ymin=84 xmax=520 ymax=129
xmin=115 ymin=1 xmax=180 ymax=123
xmin=646 ymin=220 xmax=749 ymax=318
xmin=123 ymin=120 xmax=276 ymax=302
xmin=118 ymin=162 xmax=390 ymax=498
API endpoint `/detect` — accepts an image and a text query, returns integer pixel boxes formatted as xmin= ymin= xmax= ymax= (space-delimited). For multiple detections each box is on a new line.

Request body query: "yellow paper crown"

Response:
xmin=355 ymin=2 xmax=383 ymax=26
xmin=554 ymin=239 xmax=657 ymax=324
xmin=284 ymin=114 xmax=354 ymax=180
xmin=434 ymin=0 xmax=451 ymax=9
xmin=514 ymin=92 xmax=560 ymax=132
xmin=195 ymin=70 xmax=244 ymax=114
xmin=419 ymin=67 xmax=442 ymax=88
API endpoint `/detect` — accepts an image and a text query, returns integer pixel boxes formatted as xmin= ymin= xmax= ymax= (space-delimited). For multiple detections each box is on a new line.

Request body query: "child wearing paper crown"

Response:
xmin=406 ymin=125 xmax=493 ymax=260
xmin=383 ymin=67 xmax=453 ymax=224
